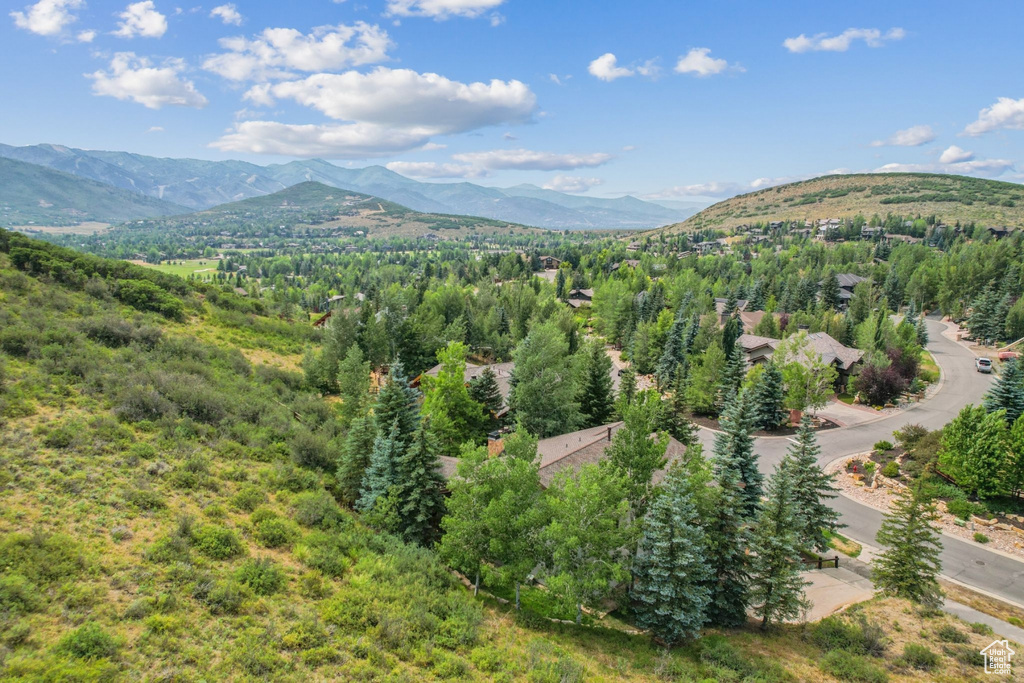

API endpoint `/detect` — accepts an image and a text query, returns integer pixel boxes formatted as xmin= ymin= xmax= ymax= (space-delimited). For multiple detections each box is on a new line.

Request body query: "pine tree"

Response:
xmin=659 ymin=371 xmax=697 ymax=445
xmin=630 ymin=463 xmax=712 ymax=644
xmin=883 ymin=267 xmax=903 ymax=311
xmin=984 ymin=357 xmax=1024 ymax=424
xmin=779 ymin=417 xmax=842 ymax=553
xmin=749 ymin=362 xmax=787 ymax=431
xmin=656 ymin=307 xmax=687 ymax=387
xmin=703 ymin=449 xmax=750 ymax=627
xmin=373 ymin=359 xmax=421 ymax=451
xmin=393 ymin=418 xmax=446 ymax=546
xmin=748 ymin=465 xmax=808 ymax=629
xmin=337 ymin=415 xmax=377 ymax=507
xmin=820 ymin=272 xmax=841 ymax=311
xmin=579 ymin=340 xmax=615 ymax=427
xmin=357 ymin=420 xmax=404 ymax=512
xmin=337 ymin=344 xmax=371 ymax=429
xmin=713 ymin=391 xmax=762 ymax=519
xmin=873 ymin=486 xmax=943 ymax=607
xmin=716 ymin=344 xmax=747 ymax=414
xmin=616 ymin=365 xmax=638 ymax=415
xmin=469 ymin=366 xmax=504 ymax=426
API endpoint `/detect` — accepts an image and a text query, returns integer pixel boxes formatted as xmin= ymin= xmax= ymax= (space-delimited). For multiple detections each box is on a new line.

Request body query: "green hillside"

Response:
xmin=659 ymin=173 xmax=1024 ymax=233
xmin=124 ymin=181 xmax=545 ymax=240
xmin=0 ymin=228 xmax=1011 ymax=681
xmin=0 ymin=157 xmax=186 ymax=227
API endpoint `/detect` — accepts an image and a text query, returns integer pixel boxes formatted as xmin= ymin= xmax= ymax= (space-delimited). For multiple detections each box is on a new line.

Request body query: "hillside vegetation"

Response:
xmin=0 ymin=158 xmax=186 ymax=228
xmin=0 ymin=228 xmax=1011 ymax=681
xmin=117 ymin=181 xmax=545 ymax=241
xmin=660 ymin=173 xmax=1024 ymax=233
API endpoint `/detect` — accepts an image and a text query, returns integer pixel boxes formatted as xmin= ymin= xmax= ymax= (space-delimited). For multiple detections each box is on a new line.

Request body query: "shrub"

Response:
xmin=231 ymin=485 xmax=267 ymax=512
xmin=947 ymin=498 xmax=984 ymax=520
xmin=124 ymin=487 xmax=165 ymax=511
xmin=974 ymin=532 xmax=990 ymax=543
xmin=0 ymin=574 xmax=40 ymax=615
xmin=115 ymin=386 xmax=177 ymax=422
xmin=881 ymin=461 xmax=899 ymax=478
xmin=819 ymin=650 xmax=888 ymax=683
xmin=297 ymin=570 xmax=330 ymax=600
xmin=199 ymin=579 xmax=249 ymax=615
xmin=289 ymin=429 xmax=334 ymax=470
xmin=898 ymin=643 xmax=939 ymax=670
xmin=970 ymin=622 xmax=994 ymax=635
xmin=292 ymin=490 xmax=343 ymax=529
xmin=893 ymin=424 xmax=928 ymax=449
xmin=236 ymin=557 xmax=286 ymax=596
xmin=193 ymin=526 xmax=245 ymax=560
xmin=873 ymin=440 xmax=894 ymax=452
xmin=855 ymin=363 xmax=908 ymax=406
xmin=809 ymin=615 xmax=886 ymax=657
xmin=935 ymin=624 xmax=969 ymax=643
xmin=55 ymin=622 xmax=119 ymax=660
xmin=255 ymin=517 xmax=300 ymax=549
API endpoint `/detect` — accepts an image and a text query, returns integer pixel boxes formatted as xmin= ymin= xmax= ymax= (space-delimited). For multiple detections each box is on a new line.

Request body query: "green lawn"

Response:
xmin=141 ymin=258 xmax=222 ymax=279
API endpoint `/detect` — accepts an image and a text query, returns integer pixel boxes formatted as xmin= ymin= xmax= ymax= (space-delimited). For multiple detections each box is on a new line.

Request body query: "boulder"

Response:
xmin=972 ymin=516 xmax=997 ymax=527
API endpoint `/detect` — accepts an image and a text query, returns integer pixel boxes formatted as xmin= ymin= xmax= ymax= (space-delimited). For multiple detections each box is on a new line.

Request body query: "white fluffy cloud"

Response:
xmin=543 ymin=175 xmax=604 ymax=193
xmin=113 ymin=1 xmax=167 ymax=39
xmin=645 ymin=181 xmax=745 ymax=199
xmin=77 ymin=29 xmax=96 ymax=42
xmin=252 ymin=68 xmax=535 ymax=134
xmin=10 ymin=0 xmax=83 ymax=36
xmin=386 ymin=0 xmax=505 ymax=19
xmin=869 ymin=124 xmax=935 ymax=147
xmin=203 ymin=23 xmax=392 ymax=82
xmin=211 ymin=121 xmax=433 ymax=157
xmin=451 ymin=148 xmax=611 ymax=171
xmin=875 ymin=158 xmax=1014 ymax=177
xmin=588 ymin=53 xmax=634 ymax=81
xmin=939 ymin=145 xmax=974 ymax=164
xmin=963 ymin=97 xmax=1024 ymax=136
xmin=783 ymin=27 xmax=905 ymax=53
xmin=210 ymin=4 xmax=242 ymax=26
xmin=88 ymin=52 xmax=207 ymax=109
xmin=385 ymin=161 xmax=484 ymax=178
xmin=674 ymin=48 xmax=734 ymax=77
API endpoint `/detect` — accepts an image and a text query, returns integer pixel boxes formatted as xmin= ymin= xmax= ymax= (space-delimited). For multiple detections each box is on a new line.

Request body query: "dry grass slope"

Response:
xmin=657 ymin=173 xmax=1024 ymax=234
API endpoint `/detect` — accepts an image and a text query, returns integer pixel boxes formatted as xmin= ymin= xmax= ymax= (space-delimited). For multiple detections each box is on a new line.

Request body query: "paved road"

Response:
xmin=698 ymin=317 xmax=1024 ymax=605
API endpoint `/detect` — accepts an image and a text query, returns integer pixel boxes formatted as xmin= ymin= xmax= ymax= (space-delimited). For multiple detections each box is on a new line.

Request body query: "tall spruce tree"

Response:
xmin=749 ymin=362 xmax=787 ymax=431
xmin=616 ymin=365 xmax=638 ymax=415
xmin=392 ymin=418 xmax=446 ymax=546
xmin=748 ymin=465 xmax=808 ymax=629
xmin=779 ymin=417 xmax=842 ymax=553
xmin=703 ymin=448 xmax=750 ymax=627
xmin=984 ymin=357 xmax=1024 ymax=424
xmin=656 ymin=307 xmax=688 ymax=387
xmin=469 ymin=366 xmax=504 ymax=425
xmin=357 ymin=420 xmax=404 ymax=512
xmin=630 ymin=462 xmax=712 ymax=644
xmin=820 ymin=271 xmax=841 ymax=310
xmin=659 ymin=371 xmax=697 ymax=445
xmin=873 ymin=486 xmax=944 ymax=607
xmin=337 ymin=415 xmax=377 ymax=507
xmin=337 ymin=344 xmax=371 ymax=429
xmin=579 ymin=339 xmax=615 ymax=427
xmin=373 ymin=359 xmax=421 ymax=451
xmin=713 ymin=391 xmax=763 ymax=518
xmin=716 ymin=344 xmax=747 ymax=414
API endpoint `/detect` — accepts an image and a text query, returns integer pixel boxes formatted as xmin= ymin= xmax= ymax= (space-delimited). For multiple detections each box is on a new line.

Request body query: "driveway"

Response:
xmin=697 ymin=317 xmax=1024 ymax=605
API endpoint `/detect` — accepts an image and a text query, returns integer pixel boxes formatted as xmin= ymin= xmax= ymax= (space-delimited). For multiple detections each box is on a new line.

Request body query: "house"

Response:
xmin=611 ymin=259 xmax=641 ymax=271
xmin=417 ymin=361 xmax=515 ymax=418
xmin=834 ymin=273 xmax=868 ymax=305
xmin=539 ymin=255 xmax=561 ymax=269
xmin=695 ymin=241 xmax=719 ymax=254
xmin=566 ymin=288 xmax=594 ymax=309
xmin=860 ymin=226 xmax=884 ymax=240
xmin=769 ymin=221 xmax=783 ymax=230
xmin=626 ymin=241 xmax=642 ymax=252
xmin=987 ymin=226 xmax=1015 ymax=239
xmin=714 ymin=298 xmax=748 ymax=325
xmin=736 ymin=331 xmax=863 ymax=390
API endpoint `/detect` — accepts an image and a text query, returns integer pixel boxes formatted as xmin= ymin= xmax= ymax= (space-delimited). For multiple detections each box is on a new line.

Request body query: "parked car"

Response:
xmin=976 ymin=357 xmax=993 ymax=373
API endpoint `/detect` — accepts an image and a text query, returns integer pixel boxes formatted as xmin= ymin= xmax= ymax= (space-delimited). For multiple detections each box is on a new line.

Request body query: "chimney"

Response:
xmin=487 ymin=431 xmax=504 ymax=457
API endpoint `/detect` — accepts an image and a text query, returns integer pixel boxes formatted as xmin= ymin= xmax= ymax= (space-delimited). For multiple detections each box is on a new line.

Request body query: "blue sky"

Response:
xmin=3 ymin=0 xmax=1024 ymax=202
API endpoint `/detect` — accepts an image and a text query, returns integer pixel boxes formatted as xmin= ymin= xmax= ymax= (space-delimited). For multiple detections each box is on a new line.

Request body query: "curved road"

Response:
xmin=698 ymin=317 xmax=1024 ymax=605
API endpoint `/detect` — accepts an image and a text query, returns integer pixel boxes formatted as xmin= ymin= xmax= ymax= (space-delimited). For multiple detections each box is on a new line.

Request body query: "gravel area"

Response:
xmin=827 ymin=454 xmax=1024 ymax=560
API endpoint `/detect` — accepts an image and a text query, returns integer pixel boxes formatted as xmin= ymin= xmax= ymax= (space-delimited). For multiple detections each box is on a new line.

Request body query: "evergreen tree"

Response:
xmin=579 ymin=339 xmax=615 ymax=427
xmin=916 ymin=314 xmax=930 ymax=347
xmin=716 ymin=344 xmax=747 ymax=413
xmin=606 ymin=391 xmax=669 ymax=518
xmin=392 ymin=418 xmax=446 ymax=546
xmin=883 ymin=267 xmax=903 ymax=311
xmin=656 ymin=307 xmax=687 ymax=387
xmin=469 ymin=366 xmax=504 ymax=426
xmin=616 ymin=365 xmax=638 ymax=415
xmin=779 ymin=417 xmax=842 ymax=553
xmin=373 ymin=360 xmax=421 ymax=451
xmin=357 ymin=420 xmax=404 ymax=512
xmin=336 ymin=415 xmax=376 ymax=507
xmin=749 ymin=362 xmax=787 ymax=431
xmin=556 ymin=267 xmax=567 ymax=300
xmin=820 ymin=271 xmax=841 ymax=310
xmin=630 ymin=463 xmax=712 ymax=644
xmin=713 ymin=391 xmax=762 ymax=518
xmin=748 ymin=465 xmax=808 ymax=629
xmin=984 ymin=357 xmax=1024 ymax=424
xmin=685 ymin=342 xmax=726 ymax=415
xmin=659 ymin=371 xmax=697 ymax=445
xmin=873 ymin=486 xmax=943 ymax=607
xmin=703 ymin=445 xmax=750 ymax=627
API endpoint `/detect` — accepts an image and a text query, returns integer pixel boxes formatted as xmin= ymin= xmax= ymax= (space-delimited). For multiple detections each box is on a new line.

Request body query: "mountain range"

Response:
xmin=0 ymin=143 xmax=702 ymax=230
